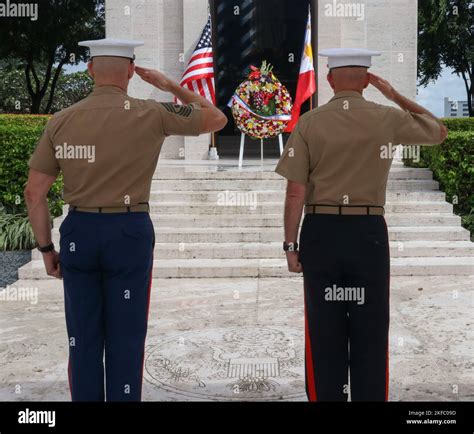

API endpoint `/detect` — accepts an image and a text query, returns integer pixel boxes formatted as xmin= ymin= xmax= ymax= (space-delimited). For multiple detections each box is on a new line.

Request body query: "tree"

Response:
xmin=0 ymin=0 xmax=104 ymax=114
xmin=0 ymin=59 xmax=32 ymax=113
xmin=51 ymin=71 xmax=94 ymax=113
xmin=418 ymin=0 xmax=473 ymax=116
xmin=0 ymin=60 xmax=93 ymax=113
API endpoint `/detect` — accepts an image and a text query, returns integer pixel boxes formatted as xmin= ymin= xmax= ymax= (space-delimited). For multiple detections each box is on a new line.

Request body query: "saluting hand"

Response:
xmin=42 ymin=250 xmax=62 ymax=279
xmin=368 ymin=73 xmax=398 ymax=101
xmin=135 ymin=66 xmax=175 ymax=92
xmin=286 ymin=251 xmax=303 ymax=274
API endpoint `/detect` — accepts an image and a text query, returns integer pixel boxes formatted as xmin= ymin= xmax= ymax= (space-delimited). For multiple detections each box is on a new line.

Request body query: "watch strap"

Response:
xmin=37 ymin=243 xmax=55 ymax=253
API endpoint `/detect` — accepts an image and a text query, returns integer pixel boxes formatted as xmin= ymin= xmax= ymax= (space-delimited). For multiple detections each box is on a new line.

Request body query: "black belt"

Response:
xmin=70 ymin=203 xmax=150 ymax=214
xmin=305 ymin=204 xmax=385 ymax=216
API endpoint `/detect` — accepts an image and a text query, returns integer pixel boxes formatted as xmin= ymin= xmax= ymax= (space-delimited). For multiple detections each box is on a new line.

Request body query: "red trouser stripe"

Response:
xmin=67 ymin=356 xmax=72 ymax=400
xmin=385 ymin=270 xmax=391 ymax=402
xmin=304 ymin=285 xmax=317 ymax=402
xmin=139 ymin=256 xmax=154 ymax=400
xmin=385 ymin=246 xmax=391 ymax=401
xmin=385 ymin=343 xmax=389 ymax=401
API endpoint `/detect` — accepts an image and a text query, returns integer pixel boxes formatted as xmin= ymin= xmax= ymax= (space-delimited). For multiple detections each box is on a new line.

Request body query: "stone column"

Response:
xmin=106 ymin=0 xmax=186 ymax=160
xmin=317 ymin=0 xmax=418 ymax=106
xmin=106 ymin=0 xmax=419 ymax=160
xmin=183 ymin=0 xmax=212 ymax=161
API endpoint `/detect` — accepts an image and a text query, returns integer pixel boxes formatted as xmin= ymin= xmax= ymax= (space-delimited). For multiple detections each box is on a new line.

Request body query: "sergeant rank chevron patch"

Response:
xmin=160 ymin=103 xmax=194 ymax=118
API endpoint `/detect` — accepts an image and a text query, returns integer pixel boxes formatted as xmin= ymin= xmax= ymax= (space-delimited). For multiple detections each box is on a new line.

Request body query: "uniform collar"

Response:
xmin=330 ymin=90 xmax=365 ymax=101
xmin=90 ymin=85 xmax=128 ymax=96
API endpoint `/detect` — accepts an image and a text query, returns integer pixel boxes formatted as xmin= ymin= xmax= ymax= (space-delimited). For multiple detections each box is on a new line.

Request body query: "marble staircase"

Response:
xmin=19 ymin=161 xmax=474 ymax=279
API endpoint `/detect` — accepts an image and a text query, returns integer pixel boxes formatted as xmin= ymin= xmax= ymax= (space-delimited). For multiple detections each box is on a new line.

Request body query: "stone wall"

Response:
xmin=317 ymin=0 xmax=418 ymax=105
xmin=106 ymin=0 xmax=418 ymax=160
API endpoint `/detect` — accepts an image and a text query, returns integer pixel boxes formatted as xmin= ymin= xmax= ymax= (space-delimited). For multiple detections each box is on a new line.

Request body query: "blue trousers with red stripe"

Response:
xmin=299 ymin=214 xmax=390 ymax=402
xmin=59 ymin=210 xmax=155 ymax=402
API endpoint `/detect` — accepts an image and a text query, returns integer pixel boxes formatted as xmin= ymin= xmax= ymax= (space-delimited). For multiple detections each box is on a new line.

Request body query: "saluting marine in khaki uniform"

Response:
xmin=276 ymin=48 xmax=448 ymax=401
xmin=24 ymin=38 xmax=227 ymax=401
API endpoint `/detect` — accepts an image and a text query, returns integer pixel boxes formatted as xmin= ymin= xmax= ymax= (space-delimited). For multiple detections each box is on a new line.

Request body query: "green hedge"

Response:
xmin=442 ymin=117 xmax=474 ymax=132
xmin=0 ymin=210 xmax=36 ymax=251
xmin=0 ymin=114 xmax=472 ymax=248
xmin=404 ymin=118 xmax=474 ymax=236
xmin=0 ymin=114 xmax=64 ymax=217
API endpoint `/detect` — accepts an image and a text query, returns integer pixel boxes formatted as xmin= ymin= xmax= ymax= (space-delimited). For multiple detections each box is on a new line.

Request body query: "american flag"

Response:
xmin=179 ymin=15 xmax=215 ymax=104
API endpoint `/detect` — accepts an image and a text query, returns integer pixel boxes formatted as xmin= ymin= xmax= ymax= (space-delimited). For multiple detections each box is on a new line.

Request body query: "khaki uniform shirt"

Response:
xmin=28 ymin=85 xmax=202 ymax=207
xmin=275 ymin=90 xmax=444 ymax=207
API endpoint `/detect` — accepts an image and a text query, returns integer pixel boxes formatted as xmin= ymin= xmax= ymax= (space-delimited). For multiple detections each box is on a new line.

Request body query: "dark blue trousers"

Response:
xmin=59 ymin=211 xmax=155 ymax=401
xmin=299 ymin=214 xmax=390 ymax=402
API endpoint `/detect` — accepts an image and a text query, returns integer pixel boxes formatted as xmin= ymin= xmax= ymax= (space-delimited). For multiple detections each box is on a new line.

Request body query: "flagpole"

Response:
xmin=208 ymin=2 xmax=219 ymax=160
xmin=286 ymin=4 xmax=316 ymax=132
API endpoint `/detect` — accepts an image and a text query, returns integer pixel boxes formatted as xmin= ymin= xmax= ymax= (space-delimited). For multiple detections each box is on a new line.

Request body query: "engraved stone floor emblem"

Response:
xmin=144 ymin=326 xmax=306 ymax=401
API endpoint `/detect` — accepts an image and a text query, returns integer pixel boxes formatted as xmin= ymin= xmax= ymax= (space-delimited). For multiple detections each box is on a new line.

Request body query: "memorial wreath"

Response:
xmin=230 ymin=61 xmax=293 ymax=139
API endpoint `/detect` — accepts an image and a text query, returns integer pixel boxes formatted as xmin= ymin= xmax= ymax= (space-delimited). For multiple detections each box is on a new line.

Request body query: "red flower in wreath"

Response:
xmin=231 ymin=61 xmax=293 ymax=139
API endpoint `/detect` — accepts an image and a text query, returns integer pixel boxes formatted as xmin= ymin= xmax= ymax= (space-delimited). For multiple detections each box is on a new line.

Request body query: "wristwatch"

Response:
xmin=37 ymin=243 xmax=55 ymax=253
xmin=283 ymin=242 xmax=299 ymax=252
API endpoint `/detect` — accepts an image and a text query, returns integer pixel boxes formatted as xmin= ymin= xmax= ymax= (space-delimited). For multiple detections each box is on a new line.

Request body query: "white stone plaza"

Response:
xmin=108 ymin=0 xmax=418 ymax=161
xmin=0 ymin=272 xmax=473 ymax=401
xmin=2 ymin=160 xmax=474 ymax=401
xmin=0 ymin=0 xmax=473 ymax=401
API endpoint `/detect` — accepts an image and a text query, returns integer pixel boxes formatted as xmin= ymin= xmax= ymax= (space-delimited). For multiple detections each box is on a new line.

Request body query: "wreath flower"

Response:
xmin=230 ymin=61 xmax=293 ymax=139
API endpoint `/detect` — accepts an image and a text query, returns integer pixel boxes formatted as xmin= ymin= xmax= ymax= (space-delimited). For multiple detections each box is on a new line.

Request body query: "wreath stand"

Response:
xmin=238 ymin=133 xmax=284 ymax=168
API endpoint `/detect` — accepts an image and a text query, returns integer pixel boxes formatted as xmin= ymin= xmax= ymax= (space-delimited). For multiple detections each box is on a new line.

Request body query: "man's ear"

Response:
xmin=327 ymin=72 xmax=335 ymax=90
xmin=363 ymin=71 xmax=370 ymax=89
xmin=87 ymin=61 xmax=94 ymax=79
xmin=128 ymin=62 xmax=135 ymax=80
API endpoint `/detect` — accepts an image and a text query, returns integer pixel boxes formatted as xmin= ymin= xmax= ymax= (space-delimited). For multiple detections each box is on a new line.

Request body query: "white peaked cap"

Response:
xmin=319 ymin=48 xmax=381 ymax=69
xmin=78 ymin=38 xmax=144 ymax=60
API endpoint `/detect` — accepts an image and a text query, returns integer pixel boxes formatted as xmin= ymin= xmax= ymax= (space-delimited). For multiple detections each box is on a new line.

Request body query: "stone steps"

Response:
xmin=19 ymin=256 xmax=474 ymax=279
xmin=53 ymin=213 xmax=461 ymax=228
xmin=134 ymin=201 xmax=455 ymax=215
xmin=148 ymin=191 xmax=447 ymax=202
xmin=152 ymin=167 xmax=434 ymax=180
xmin=17 ymin=163 xmax=474 ymax=280
xmin=32 ymin=240 xmax=474 ymax=261
xmin=159 ymin=213 xmax=462 ymax=227
xmin=61 ymin=201 xmax=455 ymax=216
xmin=150 ymin=179 xmax=440 ymax=191
xmin=43 ymin=225 xmax=471 ymax=245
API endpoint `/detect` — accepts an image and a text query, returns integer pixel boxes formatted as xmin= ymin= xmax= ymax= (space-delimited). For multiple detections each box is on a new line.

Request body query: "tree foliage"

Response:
xmin=0 ymin=59 xmax=93 ymax=113
xmin=0 ymin=0 xmax=104 ymax=113
xmin=418 ymin=0 xmax=474 ymax=115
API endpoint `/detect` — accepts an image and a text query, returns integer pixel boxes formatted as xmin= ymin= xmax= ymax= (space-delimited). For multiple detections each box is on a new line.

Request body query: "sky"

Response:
xmin=65 ymin=63 xmax=467 ymax=117
xmin=417 ymin=67 xmax=469 ymax=117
